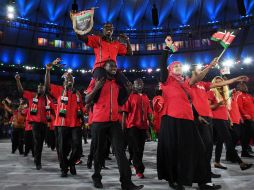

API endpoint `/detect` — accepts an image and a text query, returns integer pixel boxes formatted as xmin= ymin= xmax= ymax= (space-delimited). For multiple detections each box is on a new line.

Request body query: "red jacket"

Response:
xmin=190 ymin=81 xmax=213 ymax=118
xmin=161 ymin=76 xmax=194 ymax=120
xmin=236 ymin=92 xmax=254 ymax=120
xmin=50 ymin=84 xmax=83 ymax=127
xmin=23 ymin=90 xmax=47 ymax=124
xmin=85 ymin=35 xmax=127 ymax=69
xmin=152 ymin=95 xmax=164 ymax=133
xmin=122 ymin=93 xmax=152 ymax=129
xmin=86 ymin=79 xmax=119 ymax=122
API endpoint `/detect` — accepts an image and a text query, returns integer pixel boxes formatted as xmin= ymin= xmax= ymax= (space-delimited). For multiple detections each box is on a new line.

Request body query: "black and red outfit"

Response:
xmin=122 ymin=93 xmax=152 ymax=175
xmin=157 ymin=50 xmax=207 ymax=186
xmin=236 ymin=91 xmax=254 ymax=155
xmin=50 ymin=84 xmax=83 ymax=174
xmin=86 ymin=78 xmax=134 ymax=189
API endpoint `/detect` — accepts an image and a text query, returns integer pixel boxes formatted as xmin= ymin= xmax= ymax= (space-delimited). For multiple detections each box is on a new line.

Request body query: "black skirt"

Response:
xmin=157 ymin=115 xmax=208 ymax=186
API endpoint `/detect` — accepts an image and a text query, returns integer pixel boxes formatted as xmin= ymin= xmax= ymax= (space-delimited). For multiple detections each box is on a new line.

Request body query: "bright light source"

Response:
xmin=80 ymin=70 xmax=85 ymax=74
xmin=222 ymin=59 xmax=234 ymax=67
xmin=196 ymin=64 xmax=203 ymax=70
xmin=7 ymin=12 xmax=14 ymax=19
xmin=156 ymin=68 xmax=160 ymax=72
xmin=243 ymin=57 xmax=252 ymax=64
xmin=147 ymin=68 xmax=153 ymax=73
xmin=182 ymin=64 xmax=190 ymax=72
xmin=67 ymin=68 xmax=73 ymax=73
xmin=7 ymin=5 xmax=15 ymax=13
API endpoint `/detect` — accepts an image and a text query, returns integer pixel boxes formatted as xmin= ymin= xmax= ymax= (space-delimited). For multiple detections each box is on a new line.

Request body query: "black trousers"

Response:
xmin=82 ymin=127 xmax=88 ymax=144
xmin=127 ymin=127 xmax=147 ymax=174
xmin=93 ymin=67 xmax=130 ymax=106
xmin=24 ymin=130 xmax=34 ymax=156
xmin=241 ymin=120 xmax=254 ymax=154
xmin=46 ymin=129 xmax=56 ymax=150
xmin=226 ymin=124 xmax=242 ymax=160
xmin=195 ymin=117 xmax=213 ymax=183
xmin=11 ymin=127 xmax=24 ymax=154
xmin=213 ymin=119 xmax=242 ymax=163
xmin=57 ymin=127 xmax=82 ymax=171
xmin=32 ymin=122 xmax=47 ymax=166
xmin=91 ymin=122 xmax=132 ymax=187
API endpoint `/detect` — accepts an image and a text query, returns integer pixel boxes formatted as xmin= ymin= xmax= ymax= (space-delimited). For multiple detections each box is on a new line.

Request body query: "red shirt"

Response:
xmin=161 ymin=76 xmax=194 ymax=120
xmin=190 ymin=81 xmax=213 ymax=118
xmin=86 ymin=35 xmax=127 ymax=69
xmin=229 ymin=92 xmax=241 ymax=124
xmin=236 ymin=92 xmax=254 ymax=120
xmin=207 ymin=90 xmax=228 ymax=120
xmin=86 ymin=79 xmax=119 ymax=122
xmin=50 ymin=84 xmax=83 ymax=127
xmin=152 ymin=95 xmax=164 ymax=133
xmin=122 ymin=93 xmax=152 ymax=129
xmin=23 ymin=90 xmax=47 ymax=124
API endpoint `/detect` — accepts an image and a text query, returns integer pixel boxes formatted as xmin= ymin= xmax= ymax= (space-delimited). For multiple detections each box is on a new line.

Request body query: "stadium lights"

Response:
xmin=222 ymin=59 xmax=234 ymax=67
xmin=147 ymin=68 xmax=153 ymax=73
xmin=6 ymin=1 xmax=16 ymax=20
xmin=67 ymin=68 xmax=73 ymax=73
xmin=182 ymin=64 xmax=190 ymax=72
xmin=243 ymin=57 xmax=252 ymax=64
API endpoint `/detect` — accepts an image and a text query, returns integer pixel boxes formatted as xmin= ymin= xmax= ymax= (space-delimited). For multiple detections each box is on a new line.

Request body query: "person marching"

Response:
xmin=45 ymin=59 xmax=84 ymax=177
xmin=157 ymin=36 xmax=211 ymax=190
xmin=15 ymin=73 xmax=50 ymax=170
xmin=208 ymin=76 xmax=252 ymax=171
xmin=235 ymin=82 xmax=254 ymax=157
xmin=85 ymin=60 xmax=143 ymax=190
xmin=122 ymin=78 xmax=153 ymax=179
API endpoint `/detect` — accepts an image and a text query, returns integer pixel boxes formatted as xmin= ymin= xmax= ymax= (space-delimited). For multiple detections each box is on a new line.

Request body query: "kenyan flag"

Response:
xmin=169 ymin=42 xmax=179 ymax=53
xmin=211 ymin=29 xmax=237 ymax=49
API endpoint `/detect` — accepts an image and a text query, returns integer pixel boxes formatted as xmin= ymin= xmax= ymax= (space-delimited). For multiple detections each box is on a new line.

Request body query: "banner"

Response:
xmin=71 ymin=9 xmax=95 ymax=35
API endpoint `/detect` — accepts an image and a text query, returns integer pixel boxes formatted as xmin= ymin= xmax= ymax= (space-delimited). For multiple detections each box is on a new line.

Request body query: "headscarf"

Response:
xmin=167 ymin=61 xmax=184 ymax=82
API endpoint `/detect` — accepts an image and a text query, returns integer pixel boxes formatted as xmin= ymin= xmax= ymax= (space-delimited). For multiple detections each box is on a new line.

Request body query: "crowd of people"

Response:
xmin=0 ymin=22 xmax=254 ymax=190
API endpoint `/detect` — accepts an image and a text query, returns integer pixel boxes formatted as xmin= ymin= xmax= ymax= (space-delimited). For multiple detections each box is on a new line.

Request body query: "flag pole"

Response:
xmin=217 ymin=47 xmax=228 ymax=61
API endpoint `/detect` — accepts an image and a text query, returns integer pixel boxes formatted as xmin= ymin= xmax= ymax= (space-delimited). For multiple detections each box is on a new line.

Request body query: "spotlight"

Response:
xmin=182 ymin=64 xmax=190 ymax=72
xmin=222 ymin=59 xmax=234 ymax=67
xmin=7 ymin=5 xmax=14 ymax=13
xmin=80 ymin=69 xmax=85 ymax=74
xmin=156 ymin=68 xmax=161 ymax=72
xmin=243 ymin=57 xmax=252 ymax=64
xmin=147 ymin=68 xmax=153 ymax=73
xmin=67 ymin=68 xmax=73 ymax=73
xmin=7 ymin=12 xmax=14 ymax=19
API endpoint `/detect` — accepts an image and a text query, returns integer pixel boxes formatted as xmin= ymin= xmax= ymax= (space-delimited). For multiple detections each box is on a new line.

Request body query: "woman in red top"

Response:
xmin=157 ymin=36 xmax=209 ymax=190
xmin=208 ymin=76 xmax=252 ymax=171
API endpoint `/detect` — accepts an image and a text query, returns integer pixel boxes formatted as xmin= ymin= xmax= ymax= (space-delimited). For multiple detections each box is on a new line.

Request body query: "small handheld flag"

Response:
xmin=211 ymin=29 xmax=239 ymax=60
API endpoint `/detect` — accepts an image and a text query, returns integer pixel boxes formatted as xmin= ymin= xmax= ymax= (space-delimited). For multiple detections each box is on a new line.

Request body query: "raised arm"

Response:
xmin=210 ymin=76 xmax=249 ymax=88
xmin=189 ymin=57 xmax=218 ymax=86
xmin=159 ymin=36 xmax=174 ymax=83
xmin=45 ymin=58 xmax=61 ymax=92
xmin=118 ymin=34 xmax=133 ymax=56
xmin=15 ymin=74 xmax=24 ymax=97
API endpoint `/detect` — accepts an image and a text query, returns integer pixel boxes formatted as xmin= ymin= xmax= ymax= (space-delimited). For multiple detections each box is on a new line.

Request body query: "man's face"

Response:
xmin=238 ymin=83 xmax=248 ymax=92
xmin=133 ymin=80 xmax=144 ymax=93
xmin=104 ymin=61 xmax=117 ymax=75
xmin=103 ymin=23 xmax=114 ymax=38
xmin=63 ymin=74 xmax=74 ymax=89
xmin=37 ymin=84 xmax=45 ymax=95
